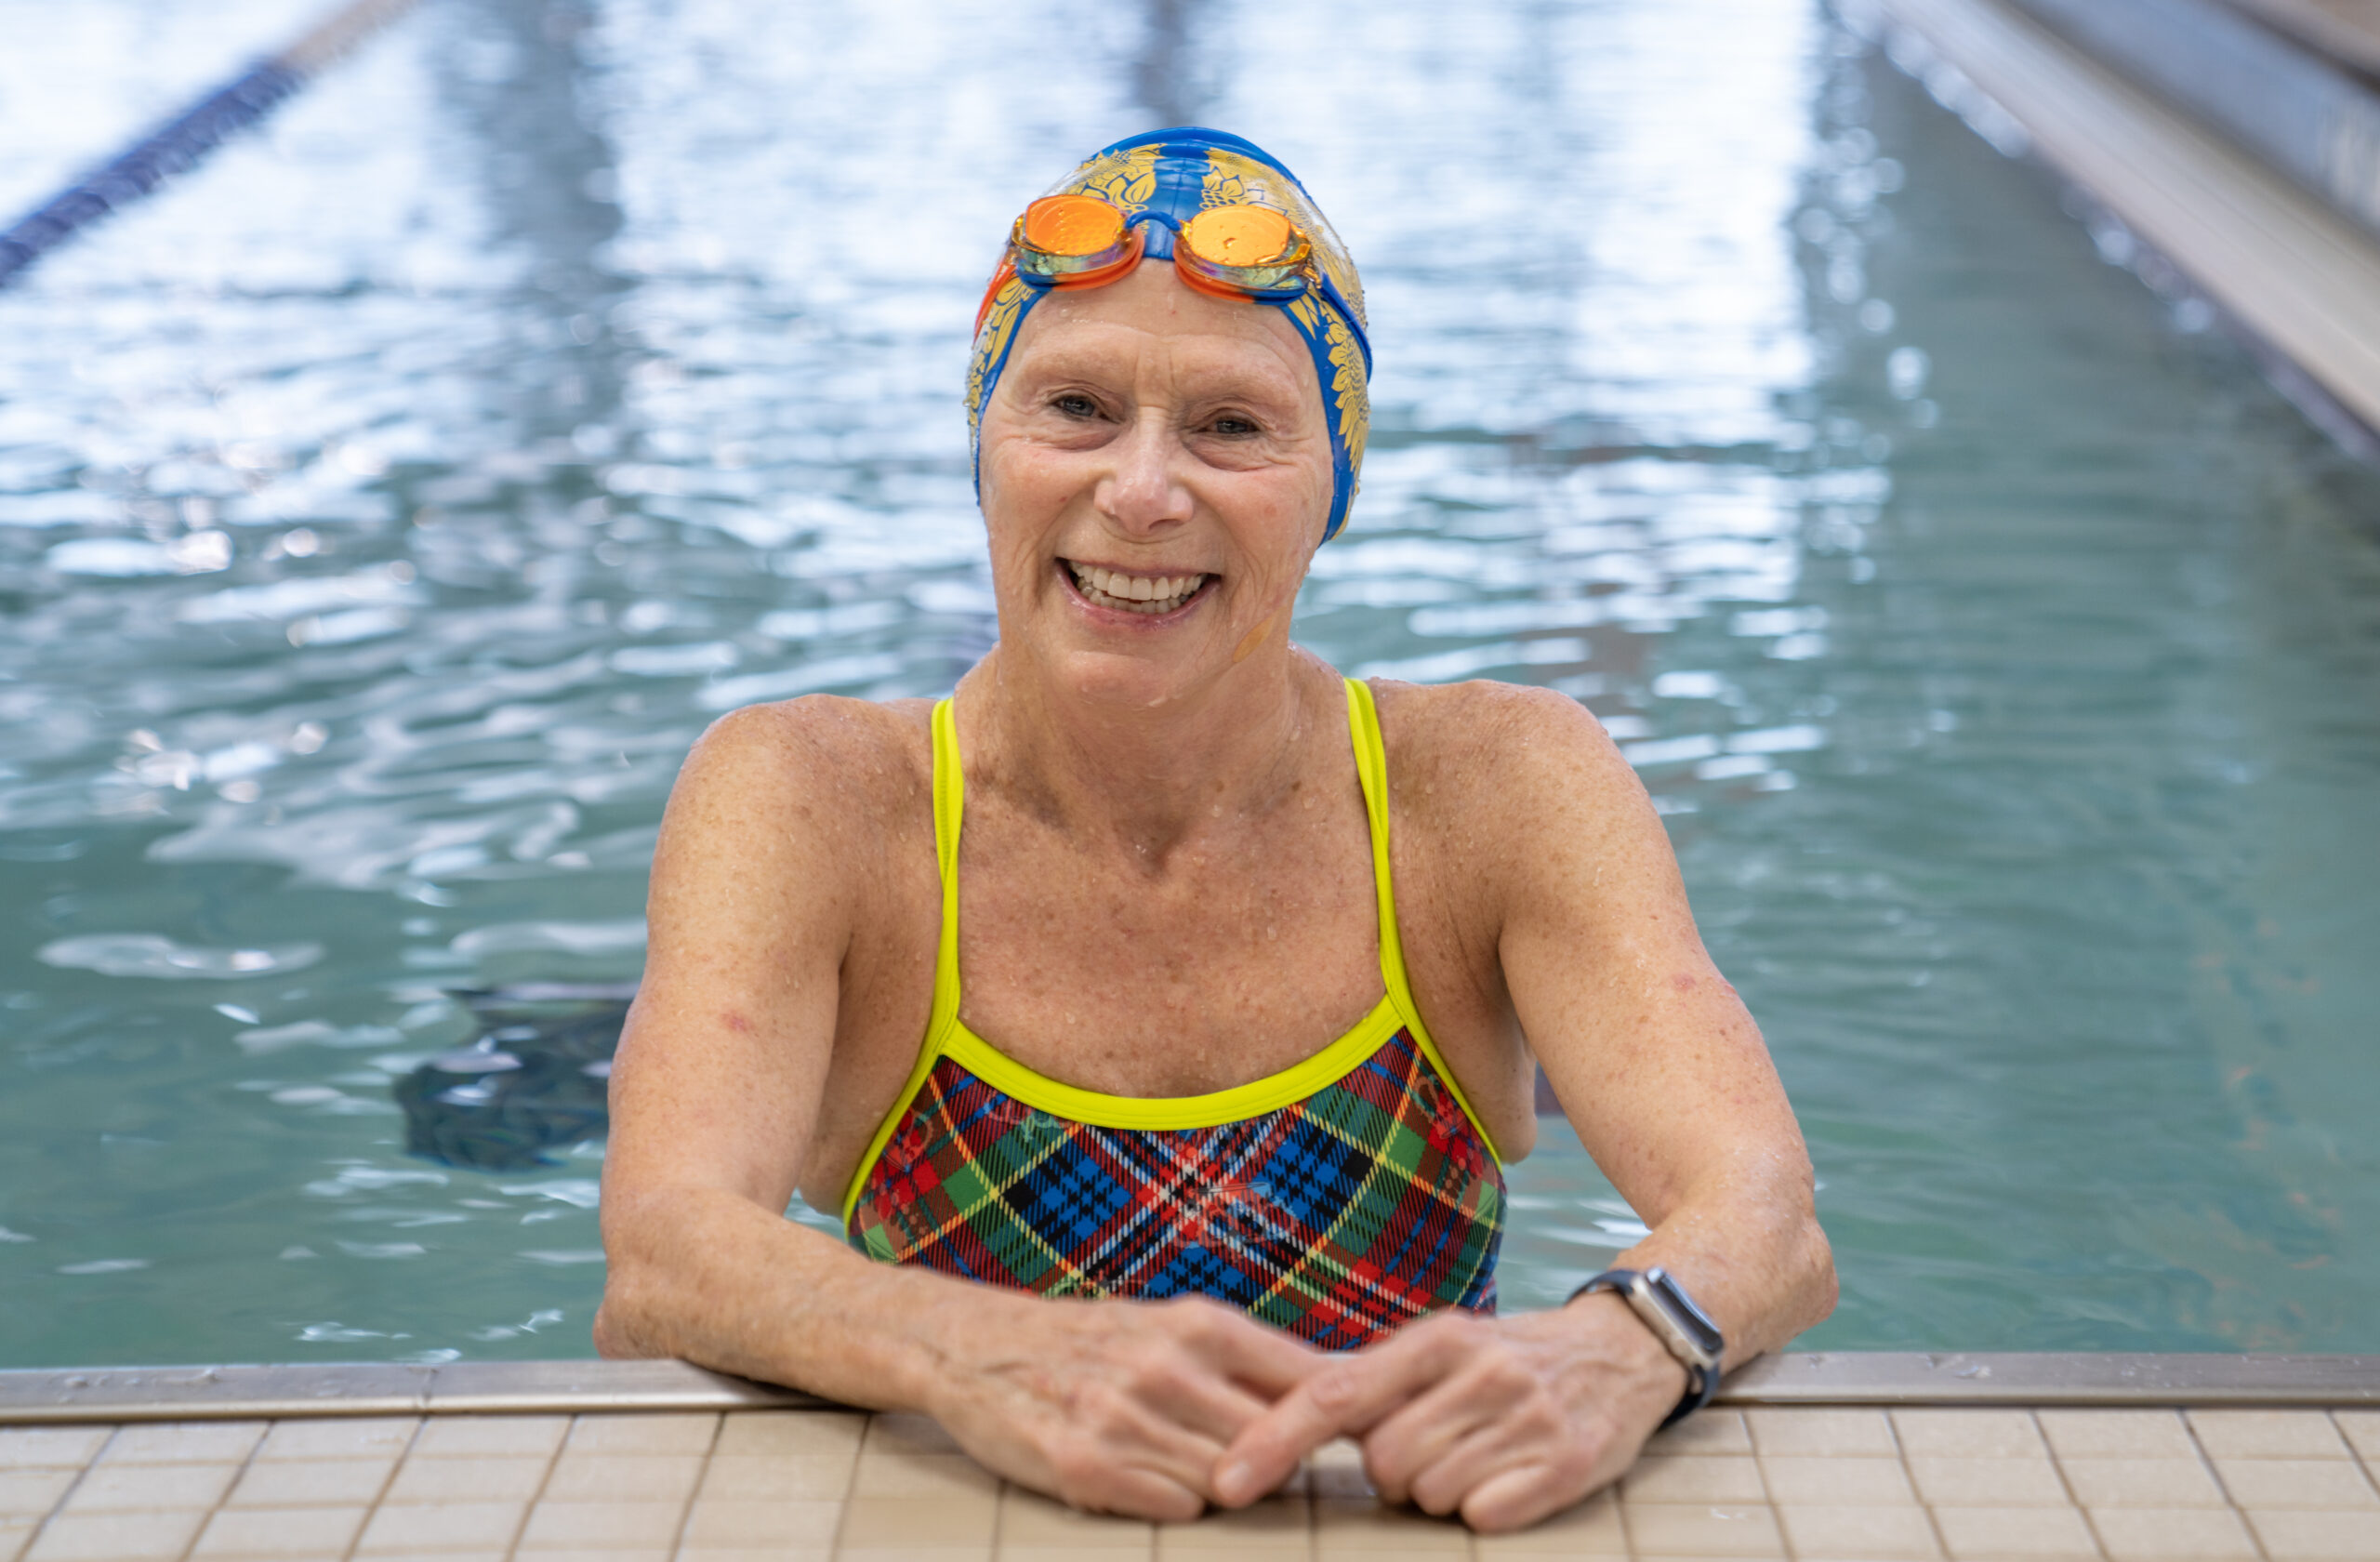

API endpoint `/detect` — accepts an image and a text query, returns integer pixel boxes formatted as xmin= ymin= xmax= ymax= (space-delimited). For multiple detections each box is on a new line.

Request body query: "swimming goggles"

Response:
xmin=975 ymin=192 xmax=1363 ymax=338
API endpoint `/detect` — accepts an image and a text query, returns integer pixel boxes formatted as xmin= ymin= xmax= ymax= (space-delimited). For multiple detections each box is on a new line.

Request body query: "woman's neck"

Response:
xmin=959 ymin=644 xmax=1338 ymax=861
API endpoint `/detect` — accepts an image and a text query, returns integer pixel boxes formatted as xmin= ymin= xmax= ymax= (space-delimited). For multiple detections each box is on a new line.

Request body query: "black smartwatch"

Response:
xmin=1568 ymin=1265 xmax=1726 ymax=1427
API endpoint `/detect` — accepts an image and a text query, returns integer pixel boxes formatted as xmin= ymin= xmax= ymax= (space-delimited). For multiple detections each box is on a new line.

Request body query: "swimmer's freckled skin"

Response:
xmin=1671 ymin=973 xmax=1696 ymax=992
xmin=720 ymin=1011 xmax=754 ymax=1034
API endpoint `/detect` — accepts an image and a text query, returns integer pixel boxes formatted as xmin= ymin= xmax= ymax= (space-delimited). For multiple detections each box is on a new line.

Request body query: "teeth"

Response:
xmin=1066 ymin=562 xmax=1209 ymax=615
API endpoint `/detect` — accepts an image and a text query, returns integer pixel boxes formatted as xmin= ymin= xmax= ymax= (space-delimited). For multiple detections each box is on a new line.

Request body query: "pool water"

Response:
xmin=4 ymin=0 xmax=2377 ymax=1368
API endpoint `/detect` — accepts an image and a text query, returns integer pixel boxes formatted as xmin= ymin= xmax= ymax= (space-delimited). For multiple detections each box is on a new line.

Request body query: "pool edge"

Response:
xmin=3 ymin=1354 xmax=2374 ymax=1423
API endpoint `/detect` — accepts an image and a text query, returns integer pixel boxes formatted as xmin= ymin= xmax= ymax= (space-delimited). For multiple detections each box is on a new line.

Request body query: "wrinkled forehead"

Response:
xmin=1051 ymin=140 xmax=1367 ymax=332
xmin=999 ymin=260 xmax=1325 ymax=415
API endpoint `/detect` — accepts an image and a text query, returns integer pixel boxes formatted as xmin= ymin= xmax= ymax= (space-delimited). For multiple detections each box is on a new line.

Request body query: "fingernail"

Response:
xmin=1216 ymin=1460 xmax=1250 ymax=1498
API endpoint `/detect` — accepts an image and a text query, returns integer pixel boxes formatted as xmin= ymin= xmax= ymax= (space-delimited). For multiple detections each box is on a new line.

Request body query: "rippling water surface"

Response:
xmin=4 ymin=0 xmax=2377 ymax=1366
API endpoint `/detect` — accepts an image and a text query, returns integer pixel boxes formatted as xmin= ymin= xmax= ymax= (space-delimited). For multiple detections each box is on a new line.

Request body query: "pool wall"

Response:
xmin=1863 ymin=0 xmax=2380 ymax=442
xmin=3 ymin=1357 xmax=2376 ymax=1559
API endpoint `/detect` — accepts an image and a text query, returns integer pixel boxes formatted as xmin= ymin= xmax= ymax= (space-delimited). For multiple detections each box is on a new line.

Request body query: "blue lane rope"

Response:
xmin=0 ymin=0 xmax=418 ymax=290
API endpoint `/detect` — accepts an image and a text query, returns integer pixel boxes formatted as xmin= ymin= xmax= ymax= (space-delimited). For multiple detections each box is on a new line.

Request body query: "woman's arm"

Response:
xmin=1215 ymin=682 xmax=1836 ymax=1529
xmin=598 ymin=698 xmax=1319 ymax=1518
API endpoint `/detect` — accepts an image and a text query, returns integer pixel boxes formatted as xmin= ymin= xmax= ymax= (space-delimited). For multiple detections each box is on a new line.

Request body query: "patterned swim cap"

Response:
xmin=967 ymin=127 xmax=1371 ymax=541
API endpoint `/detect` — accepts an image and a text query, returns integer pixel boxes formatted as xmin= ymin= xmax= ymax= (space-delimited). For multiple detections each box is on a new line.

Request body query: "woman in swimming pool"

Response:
xmin=595 ymin=129 xmax=1833 ymax=1532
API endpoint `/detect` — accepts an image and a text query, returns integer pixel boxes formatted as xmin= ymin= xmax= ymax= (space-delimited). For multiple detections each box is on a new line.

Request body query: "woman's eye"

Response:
xmin=1210 ymin=415 xmax=1259 ymax=437
xmin=1053 ymin=393 xmax=1099 ymax=418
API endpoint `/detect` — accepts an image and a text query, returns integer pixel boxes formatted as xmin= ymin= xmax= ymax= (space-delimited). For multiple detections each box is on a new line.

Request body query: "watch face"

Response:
xmin=1644 ymin=1268 xmax=1726 ymax=1359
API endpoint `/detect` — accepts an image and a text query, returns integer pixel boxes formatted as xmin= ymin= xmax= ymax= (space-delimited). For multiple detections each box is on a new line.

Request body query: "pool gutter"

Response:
xmin=1856 ymin=0 xmax=2380 ymax=443
xmin=3 ymin=1355 xmax=2373 ymax=1424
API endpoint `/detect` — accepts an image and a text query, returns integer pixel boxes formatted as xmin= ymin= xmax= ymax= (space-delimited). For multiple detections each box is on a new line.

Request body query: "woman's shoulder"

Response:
xmin=1368 ymin=677 xmax=1632 ymax=789
xmin=1364 ymin=677 xmax=1649 ymax=850
xmin=668 ymin=693 xmax=937 ymax=840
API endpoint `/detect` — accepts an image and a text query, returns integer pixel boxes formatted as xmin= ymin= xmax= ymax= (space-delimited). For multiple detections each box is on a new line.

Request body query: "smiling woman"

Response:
xmin=592 ymin=128 xmax=1836 ymax=1532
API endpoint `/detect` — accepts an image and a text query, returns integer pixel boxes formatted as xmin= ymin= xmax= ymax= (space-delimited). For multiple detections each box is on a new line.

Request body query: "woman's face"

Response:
xmin=976 ymin=258 xmax=1335 ymax=709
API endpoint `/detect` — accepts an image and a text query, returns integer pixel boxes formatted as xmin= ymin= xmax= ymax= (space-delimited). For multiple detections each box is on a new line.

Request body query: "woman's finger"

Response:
xmin=1140 ymin=1365 xmax=1276 ymax=1447
xmin=1068 ymin=1462 xmax=1211 ymax=1524
xmin=1400 ymin=1416 xmax=1543 ymax=1517
xmin=1459 ymin=1459 xmax=1584 ymax=1534
xmin=1211 ymin=1319 xmax=1476 ymax=1505
xmin=1175 ymin=1301 xmax=1330 ymax=1398
xmin=1359 ymin=1366 xmax=1514 ymax=1506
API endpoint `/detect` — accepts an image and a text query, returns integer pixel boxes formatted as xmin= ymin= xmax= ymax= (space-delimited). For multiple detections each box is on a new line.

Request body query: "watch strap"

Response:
xmin=1569 ymin=1266 xmax=1723 ymax=1428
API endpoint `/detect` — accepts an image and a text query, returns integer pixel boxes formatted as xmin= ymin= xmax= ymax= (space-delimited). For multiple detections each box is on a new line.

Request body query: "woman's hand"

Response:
xmin=1210 ymin=1295 xmax=1686 ymax=1532
xmin=926 ymin=1291 xmax=1327 ymax=1522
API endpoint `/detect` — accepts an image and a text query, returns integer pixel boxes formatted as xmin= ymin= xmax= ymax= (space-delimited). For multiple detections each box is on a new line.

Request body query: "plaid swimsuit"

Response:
xmin=841 ymin=679 xmax=1504 ymax=1348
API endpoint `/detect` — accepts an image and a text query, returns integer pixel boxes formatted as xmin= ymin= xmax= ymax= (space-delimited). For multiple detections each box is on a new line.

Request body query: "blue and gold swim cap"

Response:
xmin=968 ymin=128 xmax=1371 ymax=541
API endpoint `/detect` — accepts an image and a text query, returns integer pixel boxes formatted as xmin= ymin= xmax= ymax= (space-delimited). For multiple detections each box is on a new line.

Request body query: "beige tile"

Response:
xmin=1906 ymin=1457 xmax=2070 ymax=1506
xmin=1929 ymin=1504 xmax=2099 ymax=1561
xmin=2191 ymin=1410 xmax=2351 ymax=1460
xmin=60 ymin=1462 xmax=238 ymax=1513
xmin=1758 ymin=1455 xmax=1915 ymax=1506
xmin=711 ymin=1411 xmax=866 ymax=1460
xmin=1001 ymin=1489 xmax=1157 ymax=1546
xmin=541 ymin=1454 xmax=705 ymax=1504
xmin=1 ymin=1515 xmax=37 ymax=1562
xmin=190 ymin=1503 xmax=366 ymax=1557
xmin=2335 ymin=1411 xmax=2380 ymax=1462
xmin=2036 ymin=1410 xmax=2194 ymax=1461
xmin=1643 ymin=1411 xmax=1752 ymax=1457
xmin=1157 ymin=1495 xmax=1312 ymax=1551
xmin=670 ymin=1550 xmax=834 ymax=1562
xmin=852 ymin=1449 xmax=1001 ymax=1500
xmin=2058 ymin=1456 xmax=2227 ymax=1508
xmin=1621 ymin=1457 xmax=1765 ymax=1504
xmin=1743 ymin=1408 xmax=1896 ymax=1458
xmin=222 ymin=1456 xmax=393 ymax=1508
xmin=379 ymin=1455 xmax=549 ymax=1504
xmin=1471 ymin=1490 xmax=1625 ymax=1556
xmin=96 ymin=1423 xmax=264 ymax=1466
xmin=675 ymin=1497 xmax=843 ymax=1548
xmin=1893 ymin=1410 xmax=2048 ymax=1460
xmin=1312 ymin=1498 xmax=1472 ymax=1555
xmin=694 ymin=1455 xmax=853 ymax=1503
xmin=338 ymin=1554 xmax=509 ymax=1562
xmin=354 ymin=1499 xmax=528 ymax=1552
xmin=1777 ymin=1503 xmax=1943 ymax=1559
xmin=2215 ymin=1457 xmax=2380 ymax=1509
xmin=406 ymin=1414 xmax=568 ymax=1459
xmin=22 ymin=1509 xmax=204 ymax=1560
xmin=0 ymin=1471 xmax=75 ymax=1520
xmin=862 ymin=1414 xmax=967 ymax=1458
xmin=1620 ymin=1500 xmax=1785 ymax=1557
xmin=2091 ymin=1505 xmax=2259 ymax=1560
xmin=517 ymin=1500 xmax=689 ymax=1549
xmin=840 ymin=1492 xmax=998 ymax=1548
xmin=564 ymin=1413 xmax=720 ymax=1457
xmin=0 ymin=1431 xmax=110 ymax=1472
xmin=997 ymin=1548 xmax=1151 ymax=1562
xmin=2246 ymin=1506 xmax=2380 ymax=1560
xmin=252 ymin=1418 xmax=419 ymax=1462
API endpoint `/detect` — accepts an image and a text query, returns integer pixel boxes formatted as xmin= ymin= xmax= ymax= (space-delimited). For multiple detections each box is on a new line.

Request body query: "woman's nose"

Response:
xmin=1097 ymin=413 xmax=1193 ymax=535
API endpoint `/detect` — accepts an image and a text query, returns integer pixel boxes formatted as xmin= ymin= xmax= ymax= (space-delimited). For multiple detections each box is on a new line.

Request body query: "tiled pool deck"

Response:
xmin=2 ymin=1357 xmax=2375 ymax=1561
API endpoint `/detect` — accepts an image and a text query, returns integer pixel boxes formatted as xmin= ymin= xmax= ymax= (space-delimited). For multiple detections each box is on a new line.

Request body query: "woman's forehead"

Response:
xmin=1005 ymin=264 xmax=1317 ymax=398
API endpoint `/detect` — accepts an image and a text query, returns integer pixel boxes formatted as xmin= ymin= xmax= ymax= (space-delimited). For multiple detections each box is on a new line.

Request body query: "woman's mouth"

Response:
xmin=1063 ymin=560 xmax=1211 ymax=616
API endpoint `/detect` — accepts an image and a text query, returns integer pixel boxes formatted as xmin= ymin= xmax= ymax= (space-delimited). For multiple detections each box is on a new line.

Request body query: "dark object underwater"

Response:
xmin=399 ymin=983 xmax=1568 ymax=1173
xmin=396 ymin=983 xmax=631 ymax=1172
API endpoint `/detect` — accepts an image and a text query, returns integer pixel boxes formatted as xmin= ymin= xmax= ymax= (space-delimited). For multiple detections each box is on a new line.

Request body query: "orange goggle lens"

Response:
xmin=1020 ymin=194 xmax=1128 ymax=257
xmin=1180 ymin=205 xmax=1298 ymax=269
